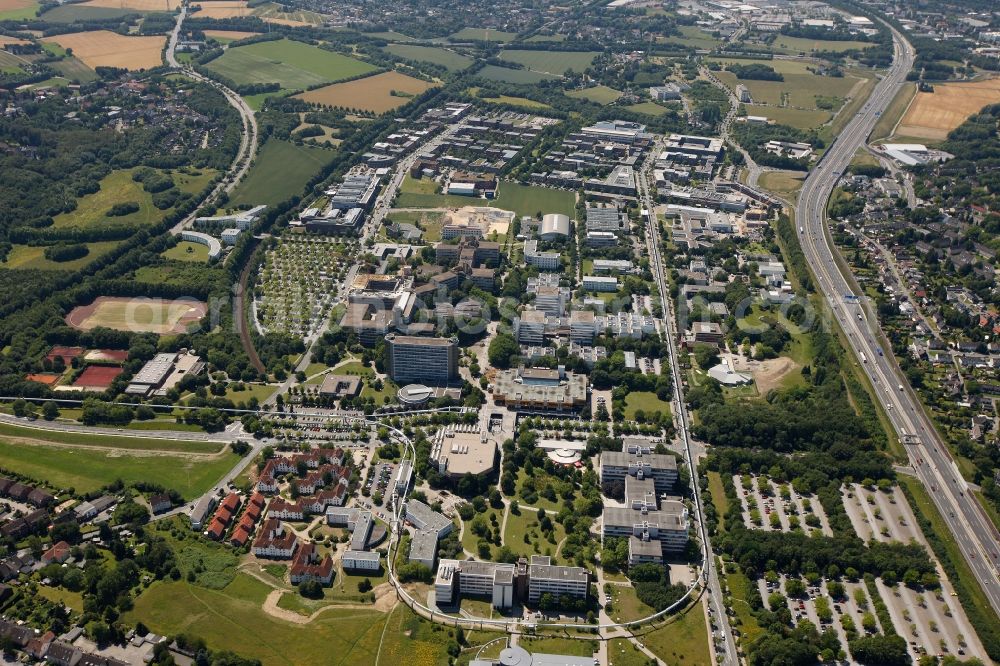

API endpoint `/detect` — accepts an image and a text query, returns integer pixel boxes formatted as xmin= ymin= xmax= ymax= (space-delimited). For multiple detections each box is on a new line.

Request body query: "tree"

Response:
xmin=41 ymin=401 xmax=59 ymax=421
xmin=298 ymin=580 xmax=323 ymax=598
xmin=488 ymin=333 xmax=519 ymax=369
xmin=848 ymin=634 xmax=909 ymax=665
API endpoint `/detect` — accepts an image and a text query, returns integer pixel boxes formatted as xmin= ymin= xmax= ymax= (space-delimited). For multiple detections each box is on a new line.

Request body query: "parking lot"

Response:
xmin=842 ymin=483 xmax=988 ymax=662
xmin=733 ymin=474 xmax=834 ymax=536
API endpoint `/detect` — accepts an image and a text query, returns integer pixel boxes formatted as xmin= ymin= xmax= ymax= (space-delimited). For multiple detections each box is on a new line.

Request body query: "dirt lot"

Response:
xmin=296 ymin=71 xmax=437 ymax=113
xmin=733 ymin=355 xmax=800 ymax=394
xmin=79 ymin=0 xmax=181 ymax=9
xmin=45 ymin=30 xmax=164 ymax=70
xmin=896 ymin=77 xmax=1000 ymax=141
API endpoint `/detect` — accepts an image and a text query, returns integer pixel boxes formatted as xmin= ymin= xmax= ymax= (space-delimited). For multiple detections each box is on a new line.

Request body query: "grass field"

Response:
xmin=757 ymin=170 xmax=805 ymax=201
xmin=0 ymin=438 xmax=237 ymax=498
xmin=37 ymin=585 xmax=85 ymax=612
xmin=66 ymin=295 xmax=208 ymax=335
xmin=624 ymin=391 xmax=671 ymax=420
xmin=162 ymin=241 xmax=210 ymax=263
xmin=519 ymin=637 xmax=597 ymax=657
xmin=52 ymin=168 xmax=215 ymax=231
xmin=478 ymin=94 xmax=551 ymax=110
xmin=638 ymin=605 xmax=711 ymax=666
xmin=627 ymin=101 xmax=672 ymax=116
xmin=250 ymin=1 xmax=324 ymax=25
xmin=205 ymin=39 xmax=376 ymax=90
xmin=44 ymin=31 xmax=164 ymax=70
xmin=79 ymin=0 xmax=180 ymax=9
xmin=203 ymin=29 xmax=260 ymax=43
xmin=127 ymin=575 xmax=389 ymax=666
xmin=502 ymin=506 xmax=566 ymax=562
xmin=500 ymin=50 xmax=598 ymax=76
xmin=386 ymin=44 xmax=472 ymax=71
xmin=725 ymin=570 xmax=764 ymax=643
xmin=771 ymin=35 xmax=873 ymax=55
xmin=0 ymin=0 xmax=38 ymax=20
xmin=711 ymin=57 xmax=861 ymax=111
xmin=745 ymin=104 xmax=831 ymax=130
xmin=0 ymin=421 xmax=223 ymax=453
xmin=608 ymin=585 xmax=655 ymax=623
xmin=872 ymin=82 xmax=917 ymax=142
xmin=607 ymin=639 xmax=649 ymax=666
xmin=707 ymin=471 xmax=730 ymax=533
xmin=663 ymin=25 xmax=721 ymax=50
xmin=896 ymin=77 xmax=1000 ymax=141
xmin=2 ymin=240 xmax=122 ymax=271
xmin=449 ymin=28 xmax=517 ymax=42
xmin=566 ymin=85 xmax=622 ymax=104
xmin=224 ymin=383 xmax=274 ymax=404
xmin=296 ymin=71 xmax=436 ymax=114
xmin=476 ymin=64 xmax=558 ymax=85
xmin=51 ymin=56 xmax=97 ymax=83
xmin=376 ymin=604 xmax=454 ymax=666
xmin=229 ymin=140 xmax=335 ymax=207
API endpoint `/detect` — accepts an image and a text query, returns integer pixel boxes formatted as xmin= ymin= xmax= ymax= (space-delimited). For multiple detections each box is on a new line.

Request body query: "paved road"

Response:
xmin=796 ymin=23 xmax=1000 ymax=615
xmin=166 ymin=7 xmax=259 ymax=235
xmin=637 ymin=142 xmax=738 ymax=666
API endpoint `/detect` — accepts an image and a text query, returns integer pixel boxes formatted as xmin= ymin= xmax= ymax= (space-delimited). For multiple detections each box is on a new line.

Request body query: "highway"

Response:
xmin=796 ymin=22 xmax=1000 ymax=616
xmin=637 ymin=145 xmax=738 ymax=666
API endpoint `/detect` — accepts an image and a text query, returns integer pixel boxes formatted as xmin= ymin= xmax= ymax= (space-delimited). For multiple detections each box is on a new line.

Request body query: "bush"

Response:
xmin=106 ymin=202 xmax=140 ymax=217
xmin=43 ymin=243 xmax=90 ymax=262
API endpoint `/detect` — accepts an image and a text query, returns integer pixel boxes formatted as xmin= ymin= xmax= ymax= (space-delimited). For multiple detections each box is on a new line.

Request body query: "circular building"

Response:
xmin=539 ymin=213 xmax=570 ymax=240
xmin=397 ymin=383 xmax=434 ymax=405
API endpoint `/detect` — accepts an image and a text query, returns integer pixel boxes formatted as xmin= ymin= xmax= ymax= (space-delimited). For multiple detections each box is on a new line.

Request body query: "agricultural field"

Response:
xmin=1 ymin=240 xmax=122 ymax=271
xmin=51 ymin=55 xmax=98 ymax=83
xmin=385 ymin=44 xmax=472 ymax=71
xmin=711 ymin=57 xmax=863 ymax=111
xmin=66 ymin=296 xmax=208 ymax=334
xmin=0 ymin=0 xmax=37 ymax=20
xmin=254 ymin=237 xmax=351 ymax=337
xmin=229 ymin=140 xmax=335 ymax=208
xmin=44 ymin=31 xmax=165 ymax=70
xmin=449 ymin=27 xmax=518 ymax=42
xmin=39 ymin=4 xmax=140 ymax=20
xmin=79 ymin=0 xmax=180 ymax=9
xmin=205 ymin=38 xmax=376 ymax=90
xmin=0 ymin=437 xmax=237 ymax=498
xmin=203 ymin=29 xmax=260 ymax=43
xmin=50 ymin=168 xmax=215 ymax=230
xmin=566 ymin=85 xmax=623 ymax=105
xmin=770 ymin=35 xmax=874 ymax=55
xmin=0 ymin=50 xmax=26 ymax=74
xmin=476 ymin=64 xmax=558 ymax=85
xmin=190 ymin=0 xmax=247 ymax=19
xmin=895 ymin=77 xmax=1000 ymax=142
xmin=162 ymin=240 xmax=210 ymax=263
xmin=296 ymin=71 xmax=436 ymax=114
xmin=499 ymin=49 xmax=599 ymax=76
xmin=746 ymin=104 xmax=831 ymax=130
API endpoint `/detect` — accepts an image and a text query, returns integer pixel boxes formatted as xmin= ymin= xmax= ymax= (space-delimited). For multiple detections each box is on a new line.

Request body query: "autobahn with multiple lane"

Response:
xmin=797 ymin=23 xmax=1000 ymax=615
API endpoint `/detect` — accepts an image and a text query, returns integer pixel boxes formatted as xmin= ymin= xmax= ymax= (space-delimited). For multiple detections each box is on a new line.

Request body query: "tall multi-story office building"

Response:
xmin=385 ymin=335 xmax=458 ymax=384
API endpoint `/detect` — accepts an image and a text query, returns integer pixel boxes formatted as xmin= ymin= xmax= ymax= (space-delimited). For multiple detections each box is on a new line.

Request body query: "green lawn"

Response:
xmin=638 ymin=605 xmax=712 ymax=666
xmin=461 ymin=507 xmax=503 ymax=559
xmin=37 ymin=585 xmax=84 ymax=612
xmin=707 ymin=471 xmax=730 ymax=533
xmin=771 ymin=35 xmax=874 ymax=56
xmin=476 ymin=64 xmax=558 ymax=84
xmin=608 ymin=584 xmax=655 ymax=623
xmin=224 ymin=383 xmax=275 ymax=404
xmin=229 ymin=140 xmax=336 ymax=208
xmin=725 ymin=570 xmax=764 ymax=643
xmin=664 ymin=25 xmax=721 ymax=50
xmin=746 ymin=104 xmax=831 ymax=130
xmin=126 ymin=575 xmax=389 ymax=666
xmin=626 ymin=102 xmax=672 ymax=117
xmin=499 ymin=50 xmax=598 ymax=76
xmin=519 ymin=637 xmax=597 ymax=658
xmin=162 ymin=241 xmax=210 ymax=263
xmin=624 ymin=391 xmax=671 ymax=420
xmin=514 ymin=468 xmax=569 ymax=513
xmin=386 ymin=44 xmax=472 ymax=71
xmin=51 ymin=168 xmax=215 ymax=231
xmin=449 ymin=28 xmax=518 ymax=42
xmin=502 ymin=506 xmax=566 ymax=562
xmin=0 ymin=438 xmax=238 ymax=499
xmin=2 ymin=240 xmax=123 ymax=271
xmin=566 ymin=85 xmax=623 ymax=105
xmin=206 ymin=39 xmax=376 ymax=90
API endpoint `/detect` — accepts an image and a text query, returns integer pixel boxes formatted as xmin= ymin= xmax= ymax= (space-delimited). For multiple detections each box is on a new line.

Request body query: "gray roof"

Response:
xmin=406 ymin=499 xmax=452 ymax=533
xmin=409 ymin=529 xmax=439 ymax=565
xmin=529 ymin=562 xmax=589 ymax=584
xmin=601 ymin=451 xmax=677 ymax=470
xmin=604 ymin=506 xmax=687 ymax=531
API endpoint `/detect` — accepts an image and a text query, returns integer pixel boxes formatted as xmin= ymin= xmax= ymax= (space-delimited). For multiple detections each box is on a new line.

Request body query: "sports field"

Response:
xmin=476 ymin=64 xmax=558 ymax=84
xmin=566 ymin=85 xmax=622 ymax=104
xmin=72 ymin=365 xmax=123 ymax=389
xmin=449 ymin=27 xmax=517 ymax=42
xmin=0 ymin=436 xmax=237 ymax=498
xmin=710 ymin=57 xmax=862 ymax=110
xmin=79 ymin=0 xmax=180 ymax=9
xmin=66 ymin=296 xmax=208 ymax=334
xmin=0 ymin=0 xmax=37 ymax=19
xmin=896 ymin=77 xmax=1000 ymax=141
xmin=45 ymin=31 xmax=164 ymax=70
xmin=500 ymin=49 xmax=599 ymax=76
xmin=205 ymin=38 xmax=375 ymax=90
xmin=1 ymin=241 xmax=122 ymax=271
xmin=296 ymin=71 xmax=436 ymax=113
xmin=228 ymin=139 xmax=335 ymax=207
xmin=385 ymin=44 xmax=472 ymax=71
